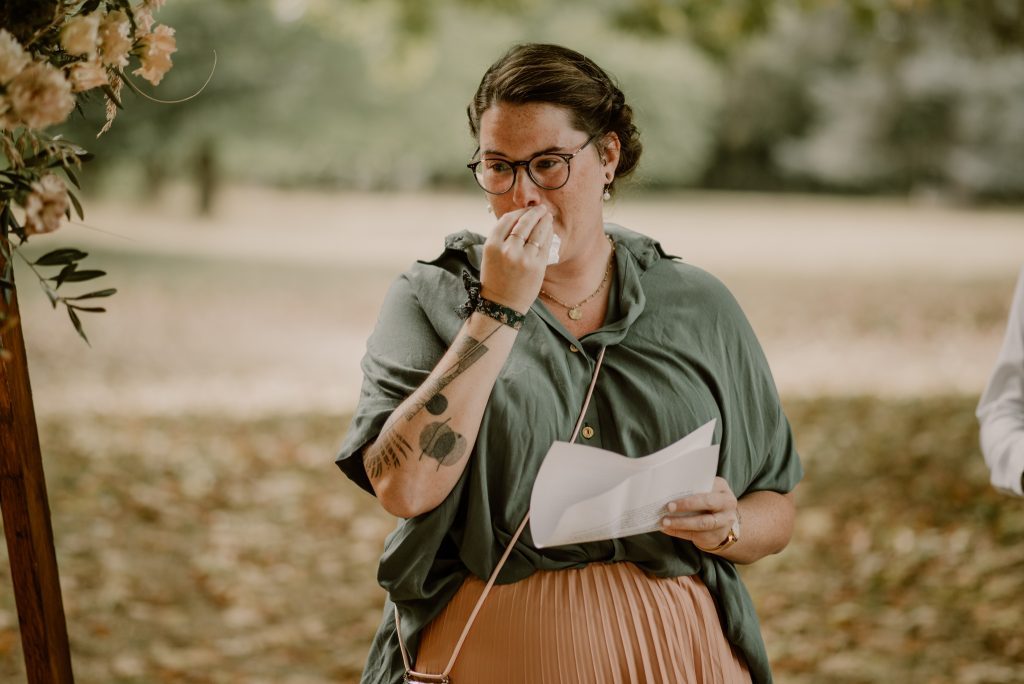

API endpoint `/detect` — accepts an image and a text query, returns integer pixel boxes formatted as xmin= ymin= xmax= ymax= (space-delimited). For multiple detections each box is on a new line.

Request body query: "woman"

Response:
xmin=337 ymin=43 xmax=802 ymax=684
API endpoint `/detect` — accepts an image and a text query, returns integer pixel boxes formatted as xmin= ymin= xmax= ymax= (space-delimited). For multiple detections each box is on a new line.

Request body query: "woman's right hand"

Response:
xmin=479 ymin=205 xmax=554 ymax=313
xmin=364 ymin=209 xmax=551 ymax=517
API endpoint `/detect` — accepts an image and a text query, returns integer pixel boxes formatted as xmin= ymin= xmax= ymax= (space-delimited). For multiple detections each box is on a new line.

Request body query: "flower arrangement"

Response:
xmin=0 ymin=0 xmax=178 ymax=347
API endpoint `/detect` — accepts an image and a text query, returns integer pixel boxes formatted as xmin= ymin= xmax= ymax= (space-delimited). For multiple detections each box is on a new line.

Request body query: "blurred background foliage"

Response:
xmin=59 ymin=0 xmax=1024 ymax=204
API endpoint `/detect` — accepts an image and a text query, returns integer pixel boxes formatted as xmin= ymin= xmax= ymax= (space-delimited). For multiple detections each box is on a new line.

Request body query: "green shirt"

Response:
xmin=337 ymin=225 xmax=803 ymax=684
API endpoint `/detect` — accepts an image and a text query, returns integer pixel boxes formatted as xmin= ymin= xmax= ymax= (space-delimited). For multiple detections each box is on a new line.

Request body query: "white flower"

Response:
xmin=0 ymin=29 xmax=30 ymax=84
xmin=99 ymin=10 xmax=132 ymax=68
xmin=68 ymin=59 xmax=108 ymax=92
xmin=24 ymin=174 xmax=70 ymax=235
xmin=5 ymin=61 xmax=75 ymax=130
xmin=133 ymin=24 xmax=176 ymax=86
xmin=60 ymin=13 xmax=101 ymax=57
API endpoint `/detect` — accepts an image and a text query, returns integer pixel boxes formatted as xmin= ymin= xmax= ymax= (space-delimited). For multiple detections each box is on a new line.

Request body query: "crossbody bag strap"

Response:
xmin=395 ymin=345 xmax=608 ymax=679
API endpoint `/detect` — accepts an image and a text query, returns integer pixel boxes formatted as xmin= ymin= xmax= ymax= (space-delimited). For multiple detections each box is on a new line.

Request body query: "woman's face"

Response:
xmin=478 ymin=102 xmax=618 ymax=254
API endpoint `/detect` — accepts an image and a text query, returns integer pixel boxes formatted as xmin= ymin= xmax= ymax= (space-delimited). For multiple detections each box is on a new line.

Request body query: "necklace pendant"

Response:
xmin=568 ymin=306 xmax=583 ymax=320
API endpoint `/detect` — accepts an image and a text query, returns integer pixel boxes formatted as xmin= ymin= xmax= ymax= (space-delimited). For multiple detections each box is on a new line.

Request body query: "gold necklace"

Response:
xmin=540 ymin=236 xmax=615 ymax=321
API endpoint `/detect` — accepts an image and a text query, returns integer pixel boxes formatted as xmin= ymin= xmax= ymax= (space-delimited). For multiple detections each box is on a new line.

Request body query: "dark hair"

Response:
xmin=467 ymin=43 xmax=641 ymax=194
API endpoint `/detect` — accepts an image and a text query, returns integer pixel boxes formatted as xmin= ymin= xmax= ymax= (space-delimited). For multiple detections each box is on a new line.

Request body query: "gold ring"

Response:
xmin=507 ymin=233 xmax=525 ymax=242
xmin=526 ymin=240 xmax=542 ymax=248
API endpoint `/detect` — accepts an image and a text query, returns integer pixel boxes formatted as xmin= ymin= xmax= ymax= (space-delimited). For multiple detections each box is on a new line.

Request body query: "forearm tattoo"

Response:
xmin=402 ymin=326 xmax=500 ymax=422
xmin=419 ymin=418 xmax=468 ymax=470
xmin=366 ymin=324 xmax=501 ymax=479
xmin=364 ymin=432 xmax=413 ymax=480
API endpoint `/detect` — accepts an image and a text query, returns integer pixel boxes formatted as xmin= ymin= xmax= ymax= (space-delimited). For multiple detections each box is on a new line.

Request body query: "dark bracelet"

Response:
xmin=475 ymin=297 xmax=526 ymax=330
xmin=456 ymin=270 xmax=526 ymax=330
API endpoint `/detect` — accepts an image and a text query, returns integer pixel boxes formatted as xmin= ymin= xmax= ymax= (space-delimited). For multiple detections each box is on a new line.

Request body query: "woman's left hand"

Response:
xmin=659 ymin=477 xmax=739 ymax=551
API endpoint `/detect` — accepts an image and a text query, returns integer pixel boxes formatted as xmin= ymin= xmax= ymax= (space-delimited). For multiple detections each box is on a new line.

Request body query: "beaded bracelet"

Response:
xmin=456 ymin=270 xmax=526 ymax=330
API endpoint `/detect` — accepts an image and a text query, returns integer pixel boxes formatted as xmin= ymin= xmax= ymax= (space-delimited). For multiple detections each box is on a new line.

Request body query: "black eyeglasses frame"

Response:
xmin=466 ymin=134 xmax=598 ymax=195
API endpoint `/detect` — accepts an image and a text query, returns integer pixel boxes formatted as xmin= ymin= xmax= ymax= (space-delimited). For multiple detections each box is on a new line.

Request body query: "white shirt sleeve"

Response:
xmin=977 ymin=266 xmax=1024 ymax=496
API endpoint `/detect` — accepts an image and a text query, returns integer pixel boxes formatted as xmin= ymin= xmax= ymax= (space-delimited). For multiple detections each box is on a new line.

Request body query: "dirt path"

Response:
xmin=16 ymin=187 xmax=1024 ymax=416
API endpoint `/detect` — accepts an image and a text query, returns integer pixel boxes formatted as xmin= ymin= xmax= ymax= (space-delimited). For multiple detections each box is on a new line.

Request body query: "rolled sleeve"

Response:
xmin=977 ymin=266 xmax=1024 ymax=496
xmin=702 ymin=269 xmax=803 ymax=496
xmin=335 ymin=273 xmax=446 ymax=495
xmin=747 ymin=403 xmax=803 ymax=495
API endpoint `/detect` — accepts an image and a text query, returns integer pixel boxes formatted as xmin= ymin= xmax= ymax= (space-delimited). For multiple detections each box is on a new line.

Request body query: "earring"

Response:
xmin=602 ymin=185 xmax=611 ymax=202
xmin=486 ymin=204 xmax=493 ymax=214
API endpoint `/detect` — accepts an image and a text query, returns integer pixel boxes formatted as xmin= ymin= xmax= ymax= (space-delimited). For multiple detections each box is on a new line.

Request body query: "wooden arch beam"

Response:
xmin=1 ymin=242 xmax=75 ymax=682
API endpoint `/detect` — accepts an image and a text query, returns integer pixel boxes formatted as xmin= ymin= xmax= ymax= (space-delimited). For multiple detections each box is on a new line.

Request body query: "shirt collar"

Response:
xmin=437 ymin=224 xmax=677 ymax=349
xmin=439 ymin=223 xmax=675 ymax=276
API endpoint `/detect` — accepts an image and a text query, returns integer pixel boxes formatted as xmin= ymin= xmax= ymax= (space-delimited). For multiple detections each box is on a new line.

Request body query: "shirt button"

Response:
xmin=581 ymin=426 xmax=595 ymax=439
xmin=569 ymin=344 xmax=579 ymax=353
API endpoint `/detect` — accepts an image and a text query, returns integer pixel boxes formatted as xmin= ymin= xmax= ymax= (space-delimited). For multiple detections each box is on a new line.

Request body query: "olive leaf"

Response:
xmin=34 ymin=248 xmax=88 ymax=266
xmin=68 ymin=190 xmax=85 ymax=221
xmin=66 ymin=306 xmax=89 ymax=345
xmin=57 ymin=269 xmax=106 ymax=283
xmin=65 ymin=288 xmax=117 ymax=300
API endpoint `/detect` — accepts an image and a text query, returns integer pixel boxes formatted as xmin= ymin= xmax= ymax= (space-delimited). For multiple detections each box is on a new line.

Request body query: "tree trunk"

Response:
xmin=0 ymin=240 xmax=75 ymax=683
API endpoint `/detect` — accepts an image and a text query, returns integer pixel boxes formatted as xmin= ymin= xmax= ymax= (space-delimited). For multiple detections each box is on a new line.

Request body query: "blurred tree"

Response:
xmin=609 ymin=0 xmax=1024 ymax=55
xmin=58 ymin=0 xmax=369 ymax=197
xmin=710 ymin=4 xmax=1024 ymax=199
xmin=603 ymin=0 xmax=1024 ymax=199
xmin=52 ymin=0 xmax=1024 ymax=200
xmin=611 ymin=0 xmax=772 ymax=58
xmin=60 ymin=0 xmax=721 ymax=195
xmin=195 ymin=138 xmax=218 ymax=216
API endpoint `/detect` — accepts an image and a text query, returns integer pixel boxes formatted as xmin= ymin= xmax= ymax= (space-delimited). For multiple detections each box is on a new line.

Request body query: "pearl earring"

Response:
xmin=486 ymin=204 xmax=493 ymax=214
xmin=602 ymin=185 xmax=611 ymax=202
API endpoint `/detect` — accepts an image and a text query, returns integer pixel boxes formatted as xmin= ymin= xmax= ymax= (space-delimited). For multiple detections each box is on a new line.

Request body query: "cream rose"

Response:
xmin=99 ymin=10 xmax=132 ymax=67
xmin=24 ymin=174 xmax=71 ymax=235
xmin=0 ymin=29 xmax=30 ymax=84
xmin=6 ymin=61 xmax=75 ymax=130
xmin=133 ymin=24 xmax=176 ymax=86
xmin=68 ymin=59 xmax=108 ymax=93
xmin=60 ymin=13 xmax=101 ymax=57
xmin=134 ymin=6 xmax=155 ymax=35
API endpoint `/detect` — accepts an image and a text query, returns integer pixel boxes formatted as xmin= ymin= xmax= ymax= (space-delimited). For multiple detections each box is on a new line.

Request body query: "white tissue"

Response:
xmin=548 ymin=233 xmax=561 ymax=265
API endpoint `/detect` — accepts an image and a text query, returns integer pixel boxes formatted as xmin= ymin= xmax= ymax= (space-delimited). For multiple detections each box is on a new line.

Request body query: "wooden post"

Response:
xmin=0 ymin=241 xmax=75 ymax=682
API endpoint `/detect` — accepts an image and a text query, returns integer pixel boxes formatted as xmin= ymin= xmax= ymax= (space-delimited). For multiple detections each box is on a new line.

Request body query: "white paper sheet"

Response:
xmin=529 ymin=420 xmax=719 ymax=548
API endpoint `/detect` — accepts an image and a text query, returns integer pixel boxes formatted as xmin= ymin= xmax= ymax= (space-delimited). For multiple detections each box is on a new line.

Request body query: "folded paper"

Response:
xmin=530 ymin=420 xmax=719 ymax=548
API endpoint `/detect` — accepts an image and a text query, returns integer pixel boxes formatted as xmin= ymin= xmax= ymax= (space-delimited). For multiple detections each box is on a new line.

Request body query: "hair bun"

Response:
xmin=468 ymin=43 xmax=642 ymax=195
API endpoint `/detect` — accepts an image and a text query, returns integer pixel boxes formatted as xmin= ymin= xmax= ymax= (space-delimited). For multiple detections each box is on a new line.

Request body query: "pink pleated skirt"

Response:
xmin=414 ymin=561 xmax=751 ymax=684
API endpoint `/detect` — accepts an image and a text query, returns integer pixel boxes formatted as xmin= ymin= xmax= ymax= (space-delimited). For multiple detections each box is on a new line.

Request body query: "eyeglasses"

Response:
xmin=467 ymin=134 xmax=597 ymax=195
